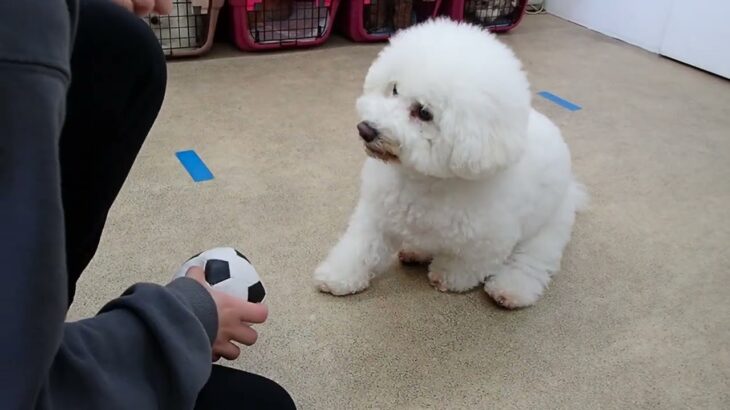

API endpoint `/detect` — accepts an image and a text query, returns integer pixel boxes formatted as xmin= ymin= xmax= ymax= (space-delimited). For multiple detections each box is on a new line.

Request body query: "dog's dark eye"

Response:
xmin=410 ymin=103 xmax=434 ymax=122
xmin=417 ymin=106 xmax=433 ymax=122
xmin=392 ymin=84 xmax=398 ymax=96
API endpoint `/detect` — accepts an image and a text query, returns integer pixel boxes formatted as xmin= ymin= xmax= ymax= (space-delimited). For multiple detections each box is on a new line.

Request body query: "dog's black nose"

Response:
xmin=357 ymin=121 xmax=379 ymax=143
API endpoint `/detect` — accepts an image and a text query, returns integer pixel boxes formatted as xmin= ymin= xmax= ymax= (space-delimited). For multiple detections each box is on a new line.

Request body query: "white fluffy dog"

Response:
xmin=314 ymin=18 xmax=586 ymax=308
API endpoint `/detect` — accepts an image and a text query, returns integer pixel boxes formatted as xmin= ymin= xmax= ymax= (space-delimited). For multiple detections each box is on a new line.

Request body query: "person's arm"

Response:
xmin=36 ymin=268 xmax=268 ymax=410
xmin=42 ymin=279 xmax=219 ymax=409
xmin=0 ymin=22 xmax=219 ymax=407
xmin=1 ymin=1 xmax=78 ymax=407
xmin=1 ymin=2 xmax=233 ymax=409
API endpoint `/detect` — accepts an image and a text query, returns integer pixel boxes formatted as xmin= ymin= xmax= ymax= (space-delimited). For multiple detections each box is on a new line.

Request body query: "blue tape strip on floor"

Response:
xmin=176 ymin=150 xmax=214 ymax=182
xmin=538 ymin=91 xmax=582 ymax=111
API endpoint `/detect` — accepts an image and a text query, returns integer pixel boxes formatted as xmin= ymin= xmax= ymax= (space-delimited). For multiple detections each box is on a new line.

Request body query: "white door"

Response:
xmin=659 ymin=0 xmax=730 ymax=79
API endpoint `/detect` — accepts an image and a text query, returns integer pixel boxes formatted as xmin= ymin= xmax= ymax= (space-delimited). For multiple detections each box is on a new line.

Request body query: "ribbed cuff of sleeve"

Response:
xmin=166 ymin=277 xmax=218 ymax=345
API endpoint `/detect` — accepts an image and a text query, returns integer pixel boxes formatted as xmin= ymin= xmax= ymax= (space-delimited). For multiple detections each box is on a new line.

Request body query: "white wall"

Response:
xmin=546 ymin=0 xmax=730 ymax=78
xmin=659 ymin=0 xmax=730 ymax=79
xmin=546 ymin=0 xmax=674 ymax=53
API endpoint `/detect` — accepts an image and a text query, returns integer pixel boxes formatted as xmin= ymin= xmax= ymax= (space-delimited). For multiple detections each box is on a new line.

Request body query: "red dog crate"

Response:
xmin=338 ymin=0 xmax=443 ymax=42
xmin=143 ymin=0 xmax=225 ymax=58
xmin=441 ymin=0 xmax=526 ymax=32
xmin=229 ymin=0 xmax=341 ymax=50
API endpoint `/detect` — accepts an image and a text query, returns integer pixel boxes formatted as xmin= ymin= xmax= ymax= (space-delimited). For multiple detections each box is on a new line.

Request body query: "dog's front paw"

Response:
xmin=484 ymin=268 xmax=545 ymax=309
xmin=313 ymin=263 xmax=370 ymax=296
xmin=427 ymin=269 xmax=481 ymax=293
xmin=428 ymin=271 xmax=449 ymax=292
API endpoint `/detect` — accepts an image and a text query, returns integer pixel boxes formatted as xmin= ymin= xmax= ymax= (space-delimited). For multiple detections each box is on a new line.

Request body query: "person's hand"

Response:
xmin=111 ymin=0 xmax=173 ymax=16
xmin=186 ymin=266 xmax=269 ymax=361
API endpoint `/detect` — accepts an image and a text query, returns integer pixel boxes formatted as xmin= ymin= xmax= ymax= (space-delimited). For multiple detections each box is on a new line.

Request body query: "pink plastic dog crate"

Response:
xmin=441 ymin=0 xmax=526 ymax=32
xmin=338 ymin=0 xmax=443 ymax=42
xmin=229 ymin=0 xmax=341 ymax=51
xmin=143 ymin=0 xmax=225 ymax=58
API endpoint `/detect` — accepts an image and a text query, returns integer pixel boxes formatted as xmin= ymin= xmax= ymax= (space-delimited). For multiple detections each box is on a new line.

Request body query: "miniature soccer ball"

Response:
xmin=174 ymin=247 xmax=265 ymax=303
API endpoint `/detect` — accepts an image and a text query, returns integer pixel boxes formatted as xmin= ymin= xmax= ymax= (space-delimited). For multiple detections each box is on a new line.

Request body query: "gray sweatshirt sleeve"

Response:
xmin=39 ymin=278 xmax=219 ymax=410
xmin=0 ymin=2 xmax=218 ymax=409
xmin=0 ymin=52 xmax=219 ymax=410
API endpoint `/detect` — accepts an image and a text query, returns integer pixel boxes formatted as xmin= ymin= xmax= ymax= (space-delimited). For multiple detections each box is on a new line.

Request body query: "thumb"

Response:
xmin=185 ymin=266 xmax=207 ymax=284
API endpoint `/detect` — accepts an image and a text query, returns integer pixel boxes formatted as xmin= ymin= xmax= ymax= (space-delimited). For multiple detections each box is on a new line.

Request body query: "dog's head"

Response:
xmin=356 ymin=18 xmax=531 ymax=180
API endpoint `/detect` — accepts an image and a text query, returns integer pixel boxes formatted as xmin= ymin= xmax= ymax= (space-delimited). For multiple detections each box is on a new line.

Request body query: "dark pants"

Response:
xmin=60 ymin=1 xmax=294 ymax=409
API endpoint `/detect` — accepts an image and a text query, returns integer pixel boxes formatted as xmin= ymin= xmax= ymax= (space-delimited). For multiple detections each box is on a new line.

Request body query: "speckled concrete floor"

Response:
xmin=67 ymin=15 xmax=730 ymax=409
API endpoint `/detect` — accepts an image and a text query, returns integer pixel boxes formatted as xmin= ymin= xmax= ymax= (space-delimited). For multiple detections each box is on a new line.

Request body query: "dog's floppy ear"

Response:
xmin=443 ymin=101 xmax=527 ymax=180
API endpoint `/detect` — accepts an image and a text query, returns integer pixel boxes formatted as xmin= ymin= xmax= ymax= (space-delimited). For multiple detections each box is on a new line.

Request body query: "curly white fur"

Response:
xmin=314 ymin=18 xmax=587 ymax=309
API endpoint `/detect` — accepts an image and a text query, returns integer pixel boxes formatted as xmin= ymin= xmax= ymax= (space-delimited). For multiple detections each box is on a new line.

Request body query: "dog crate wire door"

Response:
xmin=229 ymin=0 xmax=340 ymax=50
xmin=463 ymin=0 xmax=526 ymax=31
xmin=143 ymin=0 xmax=224 ymax=57
xmin=364 ymin=0 xmax=441 ymax=36
xmin=249 ymin=0 xmax=331 ymax=44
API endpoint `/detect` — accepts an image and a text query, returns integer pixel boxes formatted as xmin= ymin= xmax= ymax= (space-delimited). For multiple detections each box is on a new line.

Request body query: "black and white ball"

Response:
xmin=174 ymin=247 xmax=265 ymax=303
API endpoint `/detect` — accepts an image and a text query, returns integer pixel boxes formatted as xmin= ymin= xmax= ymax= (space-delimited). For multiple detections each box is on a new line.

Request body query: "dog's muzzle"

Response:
xmin=356 ymin=121 xmax=399 ymax=163
xmin=357 ymin=121 xmax=379 ymax=143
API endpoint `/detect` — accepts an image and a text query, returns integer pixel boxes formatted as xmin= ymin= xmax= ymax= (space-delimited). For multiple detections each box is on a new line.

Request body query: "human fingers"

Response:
xmin=236 ymin=301 xmax=268 ymax=324
xmin=153 ymin=0 xmax=173 ymax=14
xmin=227 ymin=323 xmax=259 ymax=346
xmin=214 ymin=341 xmax=241 ymax=361
xmin=132 ymin=0 xmax=155 ymax=16
xmin=111 ymin=0 xmax=135 ymax=12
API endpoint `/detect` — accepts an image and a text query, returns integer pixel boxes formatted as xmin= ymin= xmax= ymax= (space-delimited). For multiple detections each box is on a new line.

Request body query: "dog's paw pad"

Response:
xmin=484 ymin=272 xmax=544 ymax=309
xmin=489 ymin=290 xmax=524 ymax=309
xmin=316 ymin=281 xmax=332 ymax=294
xmin=398 ymin=250 xmax=433 ymax=265
xmin=427 ymin=271 xmax=449 ymax=292
xmin=314 ymin=278 xmax=369 ymax=296
xmin=313 ymin=265 xmax=370 ymax=296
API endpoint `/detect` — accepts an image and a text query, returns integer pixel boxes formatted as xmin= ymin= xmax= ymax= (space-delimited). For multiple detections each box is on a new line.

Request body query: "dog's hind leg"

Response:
xmin=484 ymin=185 xmax=583 ymax=308
xmin=314 ymin=202 xmax=397 ymax=296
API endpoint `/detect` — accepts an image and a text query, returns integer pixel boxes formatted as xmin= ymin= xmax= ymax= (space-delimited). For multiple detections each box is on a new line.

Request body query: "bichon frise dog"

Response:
xmin=314 ymin=18 xmax=586 ymax=309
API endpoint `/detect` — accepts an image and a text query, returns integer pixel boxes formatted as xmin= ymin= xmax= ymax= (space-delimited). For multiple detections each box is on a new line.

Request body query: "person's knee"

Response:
xmin=120 ymin=11 xmax=167 ymax=106
xmin=269 ymin=380 xmax=297 ymax=410
xmin=133 ymin=19 xmax=167 ymax=97
xmin=103 ymin=1 xmax=167 ymax=132
xmin=78 ymin=0 xmax=167 ymax=102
